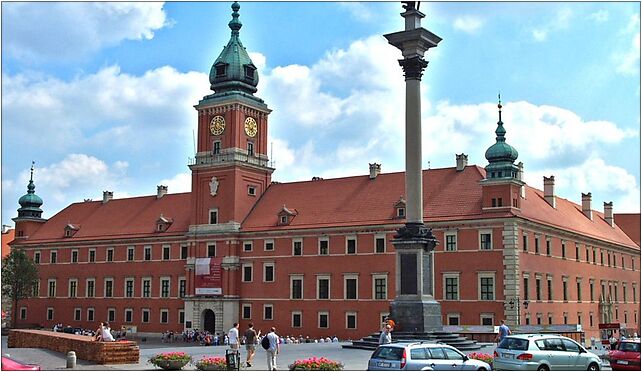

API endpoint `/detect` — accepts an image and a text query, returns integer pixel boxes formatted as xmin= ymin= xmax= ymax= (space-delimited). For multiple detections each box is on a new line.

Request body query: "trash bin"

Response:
xmin=225 ymin=349 xmax=240 ymax=370
xmin=66 ymin=351 xmax=76 ymax=368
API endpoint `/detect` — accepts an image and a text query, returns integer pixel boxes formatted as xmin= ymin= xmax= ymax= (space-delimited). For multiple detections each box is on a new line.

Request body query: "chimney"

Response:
xmin=543 ymin=176 xmax=556 ymax=208
xmin=518 ymin=162 xmax=526 ymax=198
xmin=157 ymin=185 xmax=168 ymax=199
xmin=369 ymin=163 xmax=381 ymax=179
xmin=102 ymin=191 xmax=113 ymax=204
xmin=582 ymin=192 xmax=593 ymax=220
xmin=604 ymin=201 xmax=614 ymax=227
xmin=2 ymin=225 xmax=11 ymax=234
xmin=456 ymin=153 xmax=468 ymax=171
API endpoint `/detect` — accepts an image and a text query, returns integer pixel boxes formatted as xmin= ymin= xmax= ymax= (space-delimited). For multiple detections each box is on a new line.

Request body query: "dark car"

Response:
xmin=608 ymin=339 xmax=640 ymax=371
xmin=1 ymin=356 xmax=41 ymax=371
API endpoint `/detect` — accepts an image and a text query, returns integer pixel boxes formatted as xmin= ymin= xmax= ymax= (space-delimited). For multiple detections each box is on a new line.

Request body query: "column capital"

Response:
xmin=394 ymin=222 xmax=439 ymax=250
xmin=398 ymin=56 xmax=428 ymax=80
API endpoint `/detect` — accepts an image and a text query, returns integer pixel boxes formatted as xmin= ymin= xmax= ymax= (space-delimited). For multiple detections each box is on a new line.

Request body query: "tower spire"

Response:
xmin=228 ymin=1 xmax=242 ymax=36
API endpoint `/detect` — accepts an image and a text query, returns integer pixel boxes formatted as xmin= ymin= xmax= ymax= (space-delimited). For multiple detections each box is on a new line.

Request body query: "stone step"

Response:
xmin=344 ymin=330 xmax=482 ymax=352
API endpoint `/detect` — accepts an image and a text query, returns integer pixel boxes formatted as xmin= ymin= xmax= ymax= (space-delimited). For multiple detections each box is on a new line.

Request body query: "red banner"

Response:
xmin=195 ymin=257 xmax=222 ymax=296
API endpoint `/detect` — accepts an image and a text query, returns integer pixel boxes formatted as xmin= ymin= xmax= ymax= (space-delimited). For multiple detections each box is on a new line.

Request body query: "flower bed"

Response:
xmin=195 ymin=356 xmax=227 ymax=371
xmin=467 ymin=352 xmax=494 ymax=365
xmin=149 ymin=351 xmax=192 ymax=370
xmin=288 ymin=357 xmax=343 ymax=371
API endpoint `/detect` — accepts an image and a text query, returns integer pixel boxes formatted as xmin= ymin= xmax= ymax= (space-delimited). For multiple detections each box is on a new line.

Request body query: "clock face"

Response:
xmin=244 ymin=117 xmax=258 ymax=137
xmin=209 ymin=116 xmax=225 ymax=135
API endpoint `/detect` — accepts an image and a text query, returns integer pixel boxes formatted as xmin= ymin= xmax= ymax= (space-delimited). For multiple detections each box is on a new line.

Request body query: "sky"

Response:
xmin=1 ymin=1 xmax=640 ymax=228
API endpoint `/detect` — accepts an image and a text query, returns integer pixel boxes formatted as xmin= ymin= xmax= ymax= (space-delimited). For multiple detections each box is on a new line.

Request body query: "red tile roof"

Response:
xmin=23 ymin=193 xmax=192 ymax=244
xmin=1 ymin=229 xmax=15 ymax=258
xmin=614 ymin=213 xmax=641 ymax=247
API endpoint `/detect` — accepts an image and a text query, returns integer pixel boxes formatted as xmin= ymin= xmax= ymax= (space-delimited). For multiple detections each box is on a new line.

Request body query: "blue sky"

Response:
xmin=2 ymin=1 xmax=640 ymax=228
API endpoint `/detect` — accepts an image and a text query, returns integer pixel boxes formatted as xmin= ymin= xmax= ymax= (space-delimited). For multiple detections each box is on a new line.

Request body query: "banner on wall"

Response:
xmin=195 ymin=257 xmax=223 ymax=295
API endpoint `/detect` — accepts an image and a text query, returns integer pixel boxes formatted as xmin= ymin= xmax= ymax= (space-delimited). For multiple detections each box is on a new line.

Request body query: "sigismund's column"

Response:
xmin=384 ymin=2 xmax=442 ymax=333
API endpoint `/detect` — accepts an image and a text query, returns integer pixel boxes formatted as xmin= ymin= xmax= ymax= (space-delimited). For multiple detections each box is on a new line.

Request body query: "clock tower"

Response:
xmin=189 ymin=1 xmax=274 ymax=230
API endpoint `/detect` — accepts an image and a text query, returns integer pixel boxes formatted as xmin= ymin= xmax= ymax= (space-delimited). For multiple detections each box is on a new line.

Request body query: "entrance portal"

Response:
xmin=202 ymin=309 xmax=216 ymax=334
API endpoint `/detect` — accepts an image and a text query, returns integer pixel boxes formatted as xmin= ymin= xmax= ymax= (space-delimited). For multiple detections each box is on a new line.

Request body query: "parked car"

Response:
xmin=367 ymin=341 xmax=491 ymax=371
xmin=608 ymin=339 xmax=640 ymax=370
xmin=493 ymin=334 xmax=601 ymax=371
xmin=1 ymin=356 xmax=41 ymax=371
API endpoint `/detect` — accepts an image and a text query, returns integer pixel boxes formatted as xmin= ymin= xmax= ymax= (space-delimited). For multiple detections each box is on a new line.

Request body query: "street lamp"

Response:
xmin=505 ymin=297 xmax=530 ymax=325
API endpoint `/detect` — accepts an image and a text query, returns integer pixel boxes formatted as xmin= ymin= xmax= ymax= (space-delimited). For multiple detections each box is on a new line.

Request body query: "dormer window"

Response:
xmin=64 ymin=224 xmax=80 ymax=238
xmin=394 ymin=196 xmax=407 ymax=219
xmin=215 ymin=64 xmax=227 ymax=77
xmin=244 ymin=65 xmax=255 ymax=80
xmin=397 ymin=207 xmax=406 ymax=218
xmin=156 ymin=214 xmax=173 ymax=232
xmin=277 ymin=205 xmax=297 ymax=226
xmin=280 ymin=215 xmax=288 ymax=224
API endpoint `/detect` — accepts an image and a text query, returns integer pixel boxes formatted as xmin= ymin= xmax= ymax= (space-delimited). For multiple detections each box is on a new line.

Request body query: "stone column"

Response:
xmin=384 ymin=2 xmax=443 ymax=333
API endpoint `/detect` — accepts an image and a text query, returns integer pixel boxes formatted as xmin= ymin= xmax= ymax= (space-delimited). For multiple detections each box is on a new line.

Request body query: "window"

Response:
xmin=107 ymin=248 xmax=114 ymax=262
xmin=105 ymin=278 xmax=113 ymax=298
xmin=549 ymin=314 xmax=553 ymax=324
xmin=244 ymin=242 xmax=253 ymax=252
xmin=179 ymin=310 xmax=185 ymax=325
xmin=179 ymin=278 xmax=186 ymax=298
xmin=561 ymin=241 xmax=566 ymax=258
xmin=537 ymin=314 xmax=542 ymax=325
xmin=247 ymin=142 xmax=254 ymax=156
xmin=280 ymin=215 xmax=288 ymax=224
xmin=209 ymin=209 xmax=218 ymax=224
xmin=108 ymin=308 xmax=116 ymax=322
xmin=622 ymin=256 xmax=626 ymax=269
xmin=344 ymin=276 xmax=358 ymax=300
xmin=346 ymin=312 xmax=357 ymax=329
xmin=66 ymin=279 xmax=77 ymax=298
xmin=615 ymin=283 xmax=619 ymax=302
xmin=633 ymin=257 xmax=636 ymax=271
xmin=623 ymin=283 xmax=627 ymax=303
xmin=264 ymin=240 xmax=274 ymax=251
xmin=89 ymin=249 xmax=96 ymax=262
xmin=142 ymin=278 xmax=151 ymax=298
xmin=71 ymin=250 xmax=78 ymax=263
xmin=592 ymin=248 xmax=596 ymax=263
xmin=600 ymin=251 xmax=604 ymax=265
xmin=86 ymin=279 xmax=95 ymax=297
xmin=373 ymin=275 xmax=387 ymax=300
xmin=479 ymin=231 xmax=492 ymax=250
xmin=142 ymin=309 xmax=150 ymax=323
xmin=479 ymin=274 xmax=495 ymax=300
xmin=447 ymin=314 xmax=460 ymax=326
xmin=263 ymin=304 xmax=273 ymax=320
xmin=546 ymin=238 xmax=551 ymax=256
xmin=125 ymin=279 xmax=134 ymax=298
xmin=242 ymin=304 xmax=251 ymax=319
xmin=248 ymin=186 xmax=256 ymax=196
xmin=20 ymin=307 xmax=27 ymax=320
xmin=292 ymin=311 xmax=302 ymax=328
xmin=215 ymin=65 xmax=226 ymax=77
xmin=575 ymin=243 xmax=579 ymax=261
xmin=346 ymin=237 xmax=357 ymax=254
xmin=125 ymin=309 xmax=133 ymax=323
xmin=213 ymin=141 xmax=221 ymax=155
xmin=577 ymin=280 xmax=582 ymax=302
xmin=534 ymin=236 xmax=540 ymax=254
xmin=563 ymin=278 xmax=568 ymax=301
xmin=397 ymin=207 xmax=406 ymax=218
xmin=50 ymin=251 xmax=57 ymax=264
xmin=444 ymin=274 xmax=459 ymax=300
xmin=144 ymin=246 xmax=152 ymax=261
xmin=207 ymin=244 xmax=216 ymax=257
xmin=535 ymin=278 xmax=542 ymax=301
xmin=162 ymin=245 xmax=170 ymax=260
xmin=317 ymin=276 xmax=330 ymax=299
xmin=87 ymin=308 xmax=95 ymax=322
xmin=291 ymin=276 xmax=303 ymax=299
xmin=180 ymin=245 xmax=188 ymax=259
xmin=293 ymin=240 xmax=303 ymax=256
xmin=47 ymin=307 xmax=54 ymax=321
xmin=608 ymin=252 xmax=611 ymax=266
xmin=523 ymin=276 xmax=529 ymax=301
xmin=522 ymin=234 xmax=528 ymax=252
xmin=244 ymin=65 xmax=255 ymax=79
xmin=34 ymin=251 xmax=41 ymax=264
xmin=319 ymin=312 xmax=329 ymax=328
xmin=264 ymin=263 xmax=275 ymax=282
xmin=481 ymin=314 xmax=494 ymax=326
xmin=445 ymin=233 xmax=457 ymax=251
xmin=242 ymin=264 xmax=253 ymax=282
xmin=160 ymin=309 xmax=169 ymax=324
xmin=161 ymin=278 xmax=170 ymax=298
xmin=547 ymin=276 xmax=553 ymax=301
xmin=32 ymin=280 xmax=40 ymax=297
xmin=590 ymin=281 xmax=595 ymax=302
xmin=375 ymin=236 xmax=386 ymax=253
xmin=319 ymin=238 xmax=329 ymax=255
xmin=48 ymin=279 xmax=56 ymax=297
xmin=127 ymin=246 xmax=135 ymax=261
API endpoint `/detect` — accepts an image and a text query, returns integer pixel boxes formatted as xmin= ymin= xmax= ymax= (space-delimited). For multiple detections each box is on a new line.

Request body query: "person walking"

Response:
xmin=244 ymin=323 xmax=261 ymax=367
xmin=265 ymin=327 xmax=280 ymax=371
xmin=228 ymin=322 xmax=240 ymax=350
xmin=496 ymin=320 xmax=511 ymax=343
xmin=379 ymin=324 xmax=392 ymax=345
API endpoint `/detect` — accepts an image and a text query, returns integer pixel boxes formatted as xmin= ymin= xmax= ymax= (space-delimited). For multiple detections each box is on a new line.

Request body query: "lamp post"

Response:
xmin=505 ymin=297 xmax=529 ymax=326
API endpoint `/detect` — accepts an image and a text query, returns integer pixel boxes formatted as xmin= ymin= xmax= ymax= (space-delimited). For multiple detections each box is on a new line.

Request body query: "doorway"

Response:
xmin=202 ymin=309 xmax=216 ymax=334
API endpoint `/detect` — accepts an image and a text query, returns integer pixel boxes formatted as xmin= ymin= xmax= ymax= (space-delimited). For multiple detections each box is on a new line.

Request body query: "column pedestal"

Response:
xmin=390 ymin=299 xmax=442 ymax=333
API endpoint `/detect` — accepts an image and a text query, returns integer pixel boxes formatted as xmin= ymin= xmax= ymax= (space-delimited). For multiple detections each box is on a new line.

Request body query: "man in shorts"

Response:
xmin=228 ymin=322 xmax=240 ymax=350
xmin=244 ymin=323 xmax=261 ymax=367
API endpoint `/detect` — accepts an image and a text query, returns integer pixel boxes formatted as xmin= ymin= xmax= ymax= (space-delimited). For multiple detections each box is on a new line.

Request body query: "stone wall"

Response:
xmin=8 ymin=329 xmax=139 ymax=364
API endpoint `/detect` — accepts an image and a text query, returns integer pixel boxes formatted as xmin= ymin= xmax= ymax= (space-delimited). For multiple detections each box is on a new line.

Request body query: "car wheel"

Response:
xmin=477 ymin=368 xmax=487 ymax=371
xmin=587 ymin=363 xmax=599 ymax=371
xmin=537 ymin=365 xmax=549 ymax=371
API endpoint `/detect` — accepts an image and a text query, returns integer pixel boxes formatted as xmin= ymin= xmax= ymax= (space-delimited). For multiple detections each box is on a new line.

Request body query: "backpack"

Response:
xmin=261 ymin=335 xmax=271 ymax=350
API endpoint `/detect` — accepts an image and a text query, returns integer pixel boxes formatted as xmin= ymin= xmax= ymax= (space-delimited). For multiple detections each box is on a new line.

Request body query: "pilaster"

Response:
xmin=503 ymin=220 xmax=521 ymax=326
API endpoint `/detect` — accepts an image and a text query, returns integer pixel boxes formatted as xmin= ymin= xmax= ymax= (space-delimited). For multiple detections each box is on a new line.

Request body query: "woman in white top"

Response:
xmin=101 ymin=321 xmax=115 ymax=342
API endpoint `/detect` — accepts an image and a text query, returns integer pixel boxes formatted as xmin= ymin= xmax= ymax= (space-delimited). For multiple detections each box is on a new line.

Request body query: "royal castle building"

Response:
xmin=10 ymin=3 xmax=640 ymax=341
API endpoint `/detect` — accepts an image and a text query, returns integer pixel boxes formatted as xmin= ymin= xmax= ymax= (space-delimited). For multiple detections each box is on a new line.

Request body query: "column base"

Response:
xmin=390 ymin=298 xmax=443 ymax=333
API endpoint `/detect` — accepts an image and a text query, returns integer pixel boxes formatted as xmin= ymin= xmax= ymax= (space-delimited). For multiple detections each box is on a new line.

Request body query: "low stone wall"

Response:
xmin=7 ymin=329 xmax=139 ymax=365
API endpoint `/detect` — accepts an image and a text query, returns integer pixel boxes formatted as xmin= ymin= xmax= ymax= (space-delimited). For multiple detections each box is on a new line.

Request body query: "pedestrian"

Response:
xmin=244 ymin=322 xmax=261 ymax=367
xmin=379 ymin=324 xmax=392 ymax=345
xmin=228 ymin=322 xmax=240 ymax=350
xmin=496 ymin=320 xmax=511 ymax=344
xmin=265 ymin=327 xmax=280 ymax=371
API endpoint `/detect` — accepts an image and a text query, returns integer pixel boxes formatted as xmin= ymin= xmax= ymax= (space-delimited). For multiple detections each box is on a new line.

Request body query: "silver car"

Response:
xmin=367 ymin=342 xmax=491 ymax=371
xmin=493 ymin=334 xmax=602 ymax=371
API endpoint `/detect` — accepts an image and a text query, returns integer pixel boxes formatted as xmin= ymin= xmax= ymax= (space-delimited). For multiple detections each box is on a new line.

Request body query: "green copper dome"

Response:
xmin=17 ymin=164 xmax=44 ymax=219
xmin=209 ymin=1 xmax=259 ymax=95
xmin=484 ymin=98 xmax=520 ymax=180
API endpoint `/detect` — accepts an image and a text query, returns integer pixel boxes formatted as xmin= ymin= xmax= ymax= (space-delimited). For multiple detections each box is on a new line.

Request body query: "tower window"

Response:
xmin=215 ymin=65 xmax=226 ymax=77
xmin=244 ymin=65 xmax=255 ymax=79
xmin=209 ymin=210 xmax=218 ymax=224
xmin=248 ymin=186 xmax=256 ymax=196
xmin=213 ymin=141 xmax=221 ymax=155
xmin=247 ymin=142 xmax=254 ymax=156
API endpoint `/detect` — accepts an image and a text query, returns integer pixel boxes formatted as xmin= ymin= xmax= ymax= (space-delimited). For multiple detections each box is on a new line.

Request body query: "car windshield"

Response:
xmin=372 ymin=346 xmax=404 ymax=361
xmin=618 ymin=342 xmax=641 ymax=352
xmin=498 ymin=337 xmax=529 ymax=351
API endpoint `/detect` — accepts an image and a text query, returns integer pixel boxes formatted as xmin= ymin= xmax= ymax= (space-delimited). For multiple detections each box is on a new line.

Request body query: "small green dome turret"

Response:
xmin=484 ymin=96 xmax=520 ymax=180
xmin=17 ymin=162 xmax=44 ymax=219
xmin=209 ymin=1 xmax=259 ymax=95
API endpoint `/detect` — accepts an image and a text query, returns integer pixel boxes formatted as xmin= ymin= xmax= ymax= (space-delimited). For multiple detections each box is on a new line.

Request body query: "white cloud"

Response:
xmin=3 ymin=2 xmax=169 ymax=61
xmin=532 ymin=7 xmax=573 ymax=42
xmin=157 ymin=173 xmax=192 ymax=194
xmin=453 ymin=16 xmax=484 ymax=34
xmin=588 ymin=10 xmax=609 ymax=23
xmin=615 ymin=14 xmax=640 ymax=75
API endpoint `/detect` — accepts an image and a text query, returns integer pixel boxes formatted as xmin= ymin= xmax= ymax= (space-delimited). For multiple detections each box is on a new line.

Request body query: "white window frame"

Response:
xmin=242 ymin=304 xmax=252 ymax=319
xmin=480 ymin=313 xmax=494 ymax=326
xmin=71 ymin=249 xmax=79 ymax=263
xmin=104 ymin=277 xmax=114 ymax=298
xmin=50 ymin=250 xmax=58 ymax=264
xmin=344 ymin=274 xmax=359 ymax=300
xmin=160 ymin=309 xmax=169 ymax=324
xmin=444 ymin=231 xmax=458 ymax=252
xmin=125 ymin=308 xmax=133 ymax=323
xmin=73 ymin=307 xmax=82 ymax=321
xmin=447 ymin=313 xmax=460 ymax=326
xmin=478 ymin=272 xmax=496 ymax=301
xmin=479 ymin=230 xmax=493 ymax=250
xmin=319 ymin=237 xmax=329 ymax=255
xmin=264 ymin=239 xmax=274 ymax=251
xmin=127 ymin=246 xmax=135 ymax=261
xmin=318 ymin=311 xmax=329 ymax=329
xmin=142 ymin=277 xmax=152 ymax=298
xmin=263 ymin=262 xmax=275 ymax=283
xmin=372 ymin=273 xmax=388 ymax=300
xmin=317 ymin=275 xmax=331 ymax=300
xmin=162 ymin=245 xmax=171 ymax=260
xmin=142 ymin=308 xmax=150 ymax=323
xmin=108 ymin=307 xmax=116 ymax=322
xmin=242 ymin=263 xmax=253 ymax=283
xmin=34 ymin=251 xmax=41 ymax=264
xmin=106 ymin=247 xmax=114 ymax=262
xmin=263 ymin=304 xmax=273 ymax=320
xmin=374 ymin=234 xmax=386 ymax=253
xmin=292 ymin=311 xmax=302 ymax=328
xmin=178 ymin=277 xmax=186 ymax=298
xmin=124 ymin=277 xmax=135 ymax=298
xmin=160 ymin=276 xmax=171 ymax=298
xmin=144 ymin=245 xmax=152 ymax=261
xmin=243 ymin=241 xmax=253 ymax=252
xmin=345 ymin=235 xmax=357 ymax=255
xmin=443 ymin=272 xmax=460 ymax=301
xmin=47 ymin=307 xmax=54 ymax=321
xmin=179 ymin=309 xmax=185 ymax=325
xmin=207 ymin=243 xmax=216 ymax=257
xmin=346 ymin=311 xmax=357 ymax=329
xmin=292 ymin=239 xmax=303 ymax=256
xmin=290 ymin=275 xmax=304 ymax=300
xmin=209 ymin=208 xmax=219 ymax=225
xmin=20 ymin=307 xmax=27 ymax=320
xmin=86 ymin=278 xmax=95 ymax=297
xmin=248 ymin=185 xmax=257 ymax=196
xmin=88 ymin=248 xmax=96 ymax=262
xmin=87 ymin=307 xmax=95 ymax=322
xmin=48 ymin=279 xmax=57 ymax=298
xmin=68 ymin=278 xmax=78 ymax=298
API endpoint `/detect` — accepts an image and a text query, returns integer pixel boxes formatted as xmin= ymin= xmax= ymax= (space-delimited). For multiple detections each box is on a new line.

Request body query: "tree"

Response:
xmin=1 ymin=248 xmax=38 ymax=328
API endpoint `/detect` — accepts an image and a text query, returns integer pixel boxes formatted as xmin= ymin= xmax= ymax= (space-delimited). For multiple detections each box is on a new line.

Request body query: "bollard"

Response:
xmin=66 ymin=351 xmax=76 ymax=368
